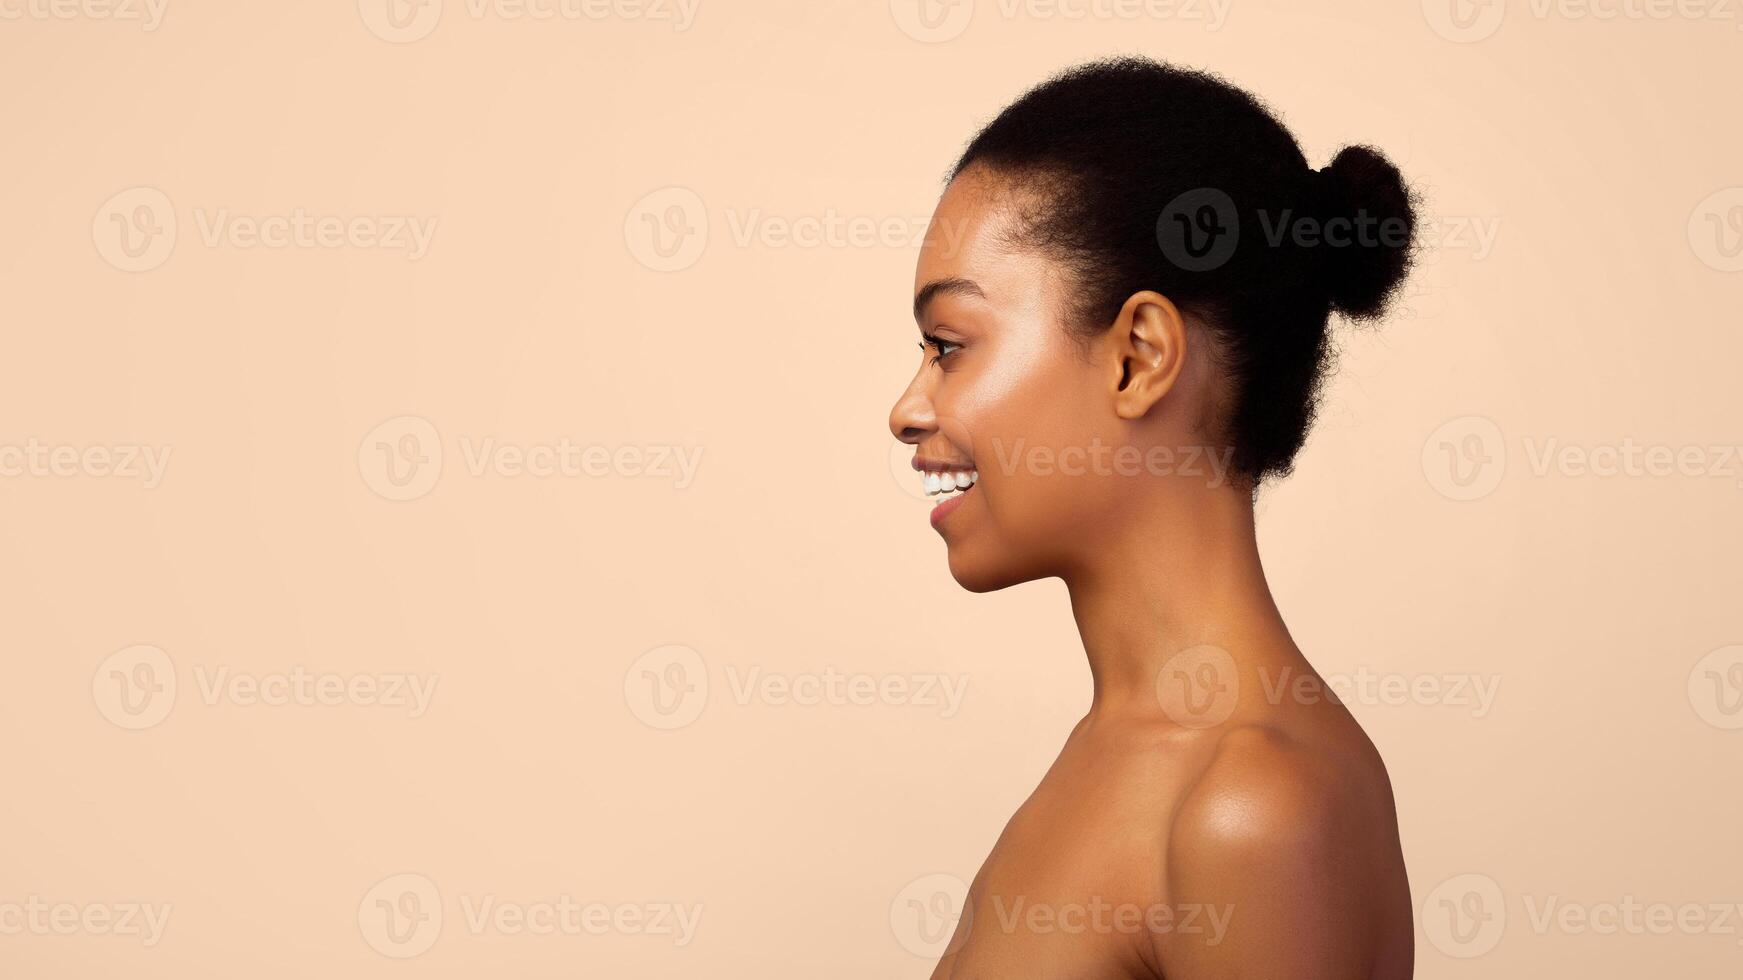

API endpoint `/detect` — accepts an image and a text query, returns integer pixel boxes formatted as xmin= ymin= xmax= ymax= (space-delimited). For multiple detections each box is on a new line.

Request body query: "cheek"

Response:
xmin=942 ymin=336 xmax=1078 ymax=465
xmin=993 ymin=410 xmax=1120 ymax=537
xmin=949 ymin=341 xmax=1113 ymax=539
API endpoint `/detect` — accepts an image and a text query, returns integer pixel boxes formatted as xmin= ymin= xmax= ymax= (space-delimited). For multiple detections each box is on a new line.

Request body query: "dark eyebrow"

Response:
xmin=913 ymin=277 xmax=985 ymax=324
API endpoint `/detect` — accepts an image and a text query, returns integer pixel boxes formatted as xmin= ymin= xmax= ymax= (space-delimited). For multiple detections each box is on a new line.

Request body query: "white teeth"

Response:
xmin=920 ymin=468 xmax=978 ymax=496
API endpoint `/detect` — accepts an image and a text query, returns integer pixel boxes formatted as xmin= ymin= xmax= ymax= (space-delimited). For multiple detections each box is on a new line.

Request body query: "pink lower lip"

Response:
xmin=929 ymin=485 xmax=972 ymax=529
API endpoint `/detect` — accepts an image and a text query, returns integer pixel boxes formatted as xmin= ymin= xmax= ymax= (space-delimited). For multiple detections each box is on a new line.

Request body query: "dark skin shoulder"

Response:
xmin=929 ymin=685 xmax=1412 ymax=980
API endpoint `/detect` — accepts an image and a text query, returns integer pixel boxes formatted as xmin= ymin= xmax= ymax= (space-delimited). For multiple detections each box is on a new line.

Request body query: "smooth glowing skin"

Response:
xmin=890 ymin=167 xmax=1414 ymax=979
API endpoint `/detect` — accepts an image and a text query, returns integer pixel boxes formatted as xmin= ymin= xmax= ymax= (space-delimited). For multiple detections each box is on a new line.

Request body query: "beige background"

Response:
xmin=2 ymin=0 xmax=1741 ymax=976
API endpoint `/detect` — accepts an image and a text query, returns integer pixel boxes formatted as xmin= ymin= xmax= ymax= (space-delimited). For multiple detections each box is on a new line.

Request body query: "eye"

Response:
xmin=919 ymin=334 xmax=962 ymax=365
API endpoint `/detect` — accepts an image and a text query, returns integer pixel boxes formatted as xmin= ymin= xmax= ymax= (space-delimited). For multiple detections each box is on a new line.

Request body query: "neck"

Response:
xmin=1061 ymin=483 xmax=1300 ymax=719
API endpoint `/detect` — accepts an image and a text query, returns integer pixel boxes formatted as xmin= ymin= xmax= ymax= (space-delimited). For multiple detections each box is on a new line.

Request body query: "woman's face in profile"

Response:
xmin=890 ymin=167 xmax=1138 ymax=592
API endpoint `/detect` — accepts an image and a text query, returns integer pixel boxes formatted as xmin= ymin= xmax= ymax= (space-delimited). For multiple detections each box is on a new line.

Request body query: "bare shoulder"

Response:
xmin=1156 ymin=723 xmax=1412 ymax=979
xmin=1170 ymin=721 xmax=1396 ymax=858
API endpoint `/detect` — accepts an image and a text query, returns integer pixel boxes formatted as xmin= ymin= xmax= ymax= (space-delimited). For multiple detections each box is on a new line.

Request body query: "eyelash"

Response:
xmin=919 ymin=334 xmax=962 ymax=365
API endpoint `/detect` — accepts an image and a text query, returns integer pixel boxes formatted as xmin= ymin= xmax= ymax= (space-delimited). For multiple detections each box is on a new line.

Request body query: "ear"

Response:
xmin=1106 ymin=290 xmax=1188 ymax=421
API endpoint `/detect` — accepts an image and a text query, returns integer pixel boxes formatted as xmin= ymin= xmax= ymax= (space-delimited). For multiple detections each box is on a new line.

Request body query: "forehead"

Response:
xmin=914 ymin=168 xmax=1046 ymax=305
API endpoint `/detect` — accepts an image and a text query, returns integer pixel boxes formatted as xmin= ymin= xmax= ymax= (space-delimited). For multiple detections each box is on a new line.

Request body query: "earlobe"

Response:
xmin=1111 ymin=291 xmax=1188 ymax=421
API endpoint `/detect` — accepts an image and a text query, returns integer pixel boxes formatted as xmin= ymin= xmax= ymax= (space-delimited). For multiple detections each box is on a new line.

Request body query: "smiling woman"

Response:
xmin=889 ymin=58 xmax=1419 ymax=979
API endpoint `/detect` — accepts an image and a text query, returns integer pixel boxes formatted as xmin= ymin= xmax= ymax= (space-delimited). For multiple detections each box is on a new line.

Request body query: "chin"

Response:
xmin=945 ymin=546 xmax=1049 ymax=594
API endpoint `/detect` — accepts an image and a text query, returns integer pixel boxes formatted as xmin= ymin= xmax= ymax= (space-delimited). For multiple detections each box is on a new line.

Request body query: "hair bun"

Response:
xmin=1310 ymin=145 xmax=1418 ymax=320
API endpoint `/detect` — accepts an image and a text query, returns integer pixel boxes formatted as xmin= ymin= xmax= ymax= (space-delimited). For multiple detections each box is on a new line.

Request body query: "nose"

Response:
xmin=889 ymin=367 xmax=936 ymax=446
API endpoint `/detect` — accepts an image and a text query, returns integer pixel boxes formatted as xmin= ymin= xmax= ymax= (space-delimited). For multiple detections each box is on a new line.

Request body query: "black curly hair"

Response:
xmin=951 ymin=57 xmax=1418 ymax=484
